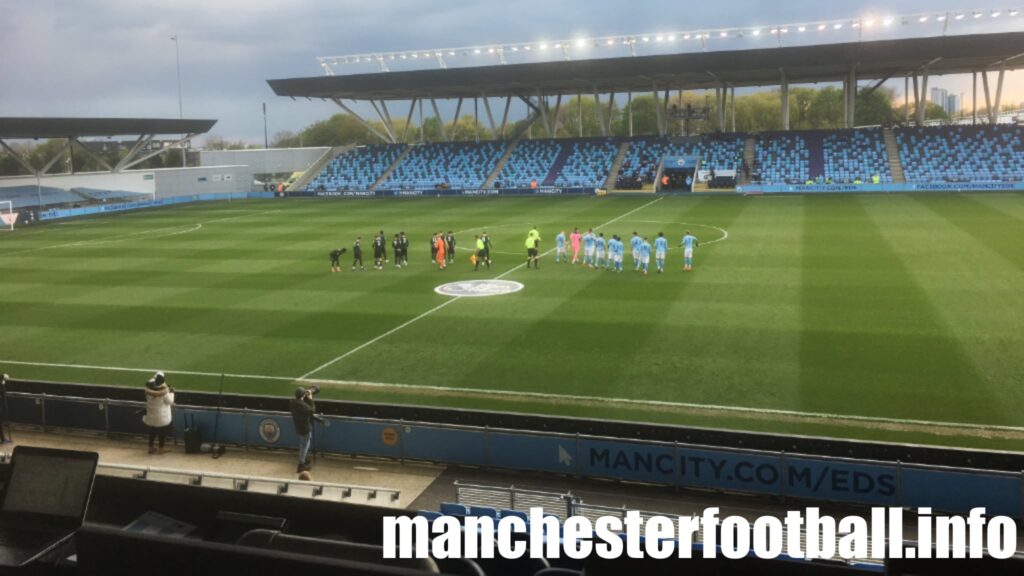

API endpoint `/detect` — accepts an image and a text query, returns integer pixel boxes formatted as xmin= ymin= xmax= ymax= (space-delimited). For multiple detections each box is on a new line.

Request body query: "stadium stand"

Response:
xmin=71 ymin=188 xmax=150 ymax=201
xmin=307 ymin=144 xmax=406 ymax=191
xmin=752 ymin=132 xmax=813 ymax=185
xmin=896 ymin=125 xmax=1024 ymax=183
xmin=379 ymin=141 xmax=505 ymax=190
xmin=616 ymin=135 xmax=745 ymax=189
xmin=0 ymin=185 xmax=84 ymax=209
xmin=496 ymin=139 xmax=564 ymax=188
xmin=548 ymin=138 xmax=619 ymax=187
xmin=822 ymin=129 xmax=893 ymax=184
xmin=296 ymin=126 xmax=1024 ymax=192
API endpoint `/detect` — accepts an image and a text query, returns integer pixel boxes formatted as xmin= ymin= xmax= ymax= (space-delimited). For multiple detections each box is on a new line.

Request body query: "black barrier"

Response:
xmin=6 ymin=378 xmax=1024 ymax=472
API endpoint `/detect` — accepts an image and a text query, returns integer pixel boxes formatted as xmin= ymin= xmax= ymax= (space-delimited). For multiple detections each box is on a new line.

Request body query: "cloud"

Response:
xmin=1 ymin=0 xmax=1019 ymax=142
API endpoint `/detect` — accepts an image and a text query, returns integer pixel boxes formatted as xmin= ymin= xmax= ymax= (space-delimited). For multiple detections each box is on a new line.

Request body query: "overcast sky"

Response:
xmin=1 ymin=1 xmax=1020 ymax=143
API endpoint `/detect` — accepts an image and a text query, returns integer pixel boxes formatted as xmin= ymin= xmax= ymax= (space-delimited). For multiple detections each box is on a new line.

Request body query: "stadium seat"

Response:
xmin=616 ymin=135 xmax=744 ymax=189
xmin=752 ymin=132 xmax=811 ymax=185
xmin=499 ymin=509 xmax=528 ymax=521
xmin=440 ymin=502 xmax=470 ymax=516
xmin=469 ymin=505 xmax=498 ymax=518
xmin=418 ymin=510 xmax=442 ymax=521
xmin=379 ymin=141 xmax=505 ymax=190
xmin=896 ymin=125 xmax=1024 ymax=183
xmin=307 ymin=144 xmax=406 ymax=191
xmin=821 ymin=129 xmax=892 ymax=184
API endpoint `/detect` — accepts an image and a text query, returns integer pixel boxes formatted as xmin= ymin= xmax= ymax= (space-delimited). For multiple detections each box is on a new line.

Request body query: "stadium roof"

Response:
xmin=268 ymin=32 xmax=1024 ymax=101
xmin=0 ymin=117 xmax=217 ymax=139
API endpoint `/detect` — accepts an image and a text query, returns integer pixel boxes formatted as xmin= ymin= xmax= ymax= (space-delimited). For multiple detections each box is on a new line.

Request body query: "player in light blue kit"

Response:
xmin=680 ymin=230 xmax=699 ymax=272
xmin=614 ymin=235 xmax=625 ymax=272
xmin=607 ymin=235 xmax=621 ymax=271
xmin=555 ymin=230 xmax=567 ymax=263
xmin=594 ymin=233 xmax=606 ymax=269
xmin=582 ymin=229 xmax=596 ymax=268
xmin=640 ymin=236 xmax=652 ymax=275
xmin=630 ymin=232 xmax=643 ymax=271
xmin=654 ymin=232 xmax=669 ymax=273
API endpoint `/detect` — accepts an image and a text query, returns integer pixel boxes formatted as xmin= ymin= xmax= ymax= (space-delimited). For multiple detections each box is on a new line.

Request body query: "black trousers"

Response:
xmin=148 ymin=424 xmax=170 ymax=448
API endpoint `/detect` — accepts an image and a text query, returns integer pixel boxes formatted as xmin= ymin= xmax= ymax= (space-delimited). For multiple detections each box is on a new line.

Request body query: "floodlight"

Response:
xmin=798 ymin=26 xmax=807 ymax=32
xmin=833 ymin=23 xmax=843 ymax=29
xmin=817 ymin=24 xmax=827 ymax=30
xmin=991 ymin=10 xmax=1001 ymax=17
xmin=576 ymin=38 xmax=587 ymax=47
xmin=752 ymin=29 xmax=761 ymax=36
xmin=955 ymin=13 xmax=966 ymax=19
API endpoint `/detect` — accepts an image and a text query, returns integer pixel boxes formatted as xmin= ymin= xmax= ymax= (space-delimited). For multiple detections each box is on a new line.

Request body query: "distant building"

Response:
xmin=930 ymin=87 xmax=949 ymax=109
xmin=946 ymin=94 xmax=961 ymax=116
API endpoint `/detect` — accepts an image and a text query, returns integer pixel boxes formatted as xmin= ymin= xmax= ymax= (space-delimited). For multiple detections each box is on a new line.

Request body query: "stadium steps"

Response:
xmin=604 ymin=140 xmax=632 ymax=190
xmin=368 ymin=145 xmax=412 ymax=190
xmin=542 ymin=141 xmax=574 ymax=186
xmin=481 ymin=139 xmax=520 ymax=189
xmin=287 ymin=145 xmax=354 ymax=192
xmin=882 ymin=127 xmax=907 ymax=183
xmin=740 ymin=136 xmax=756 ymax=184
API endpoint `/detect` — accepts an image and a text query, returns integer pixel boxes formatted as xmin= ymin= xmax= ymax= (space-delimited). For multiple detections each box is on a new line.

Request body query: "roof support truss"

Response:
xmin=69 ymin=137 xmax=113 ymax=172
xmin=330 ymin=98 xmax=392 ymax=143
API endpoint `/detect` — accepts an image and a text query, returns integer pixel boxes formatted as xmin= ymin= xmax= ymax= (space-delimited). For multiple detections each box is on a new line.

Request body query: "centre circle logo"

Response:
xmin=258 ymin=418 xmax=281 ymax=444
xmin=434 ymin=280 xmax=524 ymax=298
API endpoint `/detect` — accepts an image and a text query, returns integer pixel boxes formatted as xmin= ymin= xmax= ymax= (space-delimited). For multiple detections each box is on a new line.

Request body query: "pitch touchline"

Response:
xmin=299 ymin=197 xmax=666 ymax=379
xmin=2 ymin=357 xmax=1021 ymax=435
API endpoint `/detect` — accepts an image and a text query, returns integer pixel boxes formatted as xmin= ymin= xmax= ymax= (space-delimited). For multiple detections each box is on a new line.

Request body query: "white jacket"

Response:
xmin=143 ymin=384 xmax=175 ymax=428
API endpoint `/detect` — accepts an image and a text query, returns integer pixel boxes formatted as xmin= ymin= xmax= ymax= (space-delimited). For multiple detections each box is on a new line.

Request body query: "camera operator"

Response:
xmin=290 ymin=385 xmax=322 ymax=474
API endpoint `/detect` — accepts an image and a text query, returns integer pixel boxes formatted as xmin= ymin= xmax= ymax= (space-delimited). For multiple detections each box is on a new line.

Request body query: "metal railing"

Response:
xmin=453 ymin=482 xmax=882 ymax=565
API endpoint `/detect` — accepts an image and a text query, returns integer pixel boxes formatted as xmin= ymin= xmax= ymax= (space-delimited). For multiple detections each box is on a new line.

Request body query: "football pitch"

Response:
xmin=1 ymin=194 xmax=1022 ymax=451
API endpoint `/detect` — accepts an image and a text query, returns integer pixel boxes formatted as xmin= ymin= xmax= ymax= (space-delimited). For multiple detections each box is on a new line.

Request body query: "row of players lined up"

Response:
xmin=545 ymin=228 xmax=699 ymax=274
xmin=329 ymin=230 xmax=494 ymax=272
xmin=328 ymin=228 xmax=700 ymax=274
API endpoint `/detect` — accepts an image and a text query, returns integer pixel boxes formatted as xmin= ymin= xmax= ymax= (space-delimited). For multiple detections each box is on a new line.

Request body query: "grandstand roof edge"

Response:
xmin=268 ymin=32 xmax=1024 ymax=101
xmin=0 ymin=118 xmax=218 ymax=139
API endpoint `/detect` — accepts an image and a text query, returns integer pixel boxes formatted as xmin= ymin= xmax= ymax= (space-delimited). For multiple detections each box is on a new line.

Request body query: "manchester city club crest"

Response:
xmin=258 ymin=418 xmax=281 ymax=444
xmin=434 ymin=280 xmax=524 ymax=298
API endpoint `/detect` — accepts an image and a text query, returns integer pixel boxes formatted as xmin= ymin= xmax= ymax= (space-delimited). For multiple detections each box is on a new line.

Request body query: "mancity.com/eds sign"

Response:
xmin=434 ymin=280 xmax=524 ymax=298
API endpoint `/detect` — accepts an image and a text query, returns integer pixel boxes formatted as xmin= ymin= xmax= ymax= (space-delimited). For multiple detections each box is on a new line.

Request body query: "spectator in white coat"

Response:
xmin=143 ymin=372 xmax=174 ymax=454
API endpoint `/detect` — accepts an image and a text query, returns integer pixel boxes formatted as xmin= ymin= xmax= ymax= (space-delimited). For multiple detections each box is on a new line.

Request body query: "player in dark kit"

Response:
xmin=392 ymin=234 xmax=402 ymax=269
xmin=352 ymin=237 xmax=365 ymax=271
xmin=378 ymin=230 xmax=388 ymax=263
xmin=481 ymin=231 xmax=493 ymax=268
xmin=372 ymin=234 xmax=386 ymax=270
xmin=445 ymin=231 xmax=456 ymax=263
xmin=430 ymin=233 xmax=438 ymax=263
xmin=399 ymin=232 xmax=409 ymax=266
xmin=329 ymin=247 xmax=347 ymax=273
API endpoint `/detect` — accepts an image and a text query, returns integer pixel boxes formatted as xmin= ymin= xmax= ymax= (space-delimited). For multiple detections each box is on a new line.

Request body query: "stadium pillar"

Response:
xmin=403 ymin=99 xmax=418 ymax=143
xmin=993 ymin=67 xmax=1005 ymax=124
xmin=904 ymin=77 xmax=911 ymax=123
xmin=482 ymin=96 xmax=498 ymax=137
xmin=972 ymin=72 xmax=978 ymax=126
xmin=730 ymin=87 xmax=736 ymax=133
xmin=551 ymin=94 xmax=563 ymax=137
xmin=627 ymin=91 xmax=633 ymax=137
xmin=718 ymin=84 xmax=727 ymax=132
xmin=652 ymin=85 xmax=665 ymax=136
xmin=578 ymin=91 xmax=583 ymax=138
xmin=847 ymin=67 xmax=857 ymax=128
xmin=430 ymin=98 xmax=449 ymax=141
xmin=594 ymin=92 xmax=607 ymax=136
xmin=917 ymin=72 xmax=929 ymax=126
xmin=500 ymin=97 xmax=512 ymax=139
xmin=780 ymin=70 xmax=790 ymax=131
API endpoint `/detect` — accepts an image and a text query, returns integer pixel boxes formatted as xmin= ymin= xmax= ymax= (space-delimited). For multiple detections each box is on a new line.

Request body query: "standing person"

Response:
xmin=654 ymin=232 xmax=669 ymax=274
xmin=569 ymin=228 xmax=582 ymax=264
xmin=430 ymin=233 xmax=439 ymax=263
xmin=582 ymin=229 xmax=596 ymax=268
xmin=630 ymin=232 xmax=643 ymax=271
xmin=481 ymin=231 xmax=493 ymax=268
xmin=379 ymin=230 xmax=388 ymax=264
xmin=612 ymin=235 xmax=624 ymax=272
xmin=0 ymin=374 xmax=11 ymax=445
xmin=640 ymin=236 xmax=652 ymax=275
xmin=290 ymin=385 xmax=320 ymax=473
xmin=555 ymin=230 xmax=567 ymax=263
xmin=143 ymin=372 xmax=174 ymax=455
xmin=352 ymin=236 xmax=365 ymax=271
xmin=525 ymin=228 xmax=541 ymax=269
xmin=473 ymin=235 xmax=486 ymax=271
xmin=434 ymin=233 xmax=447 ymax=270
xmin=681 ymin=230 xmax=699 ymax=272
xmin=392 ymin=234 xmax=402 ymax=269
xmin=445 ymin=231 xmax=456 ymax=263
xmin=372 ymin=234 xmax=386 ymax=270
xmin=399 ymin=232 xmax=410 ymax=266
xmin=595 ymin=233 xmax=607 ymax=269
xmin=329 ymin=247 xmax=346 ymax=273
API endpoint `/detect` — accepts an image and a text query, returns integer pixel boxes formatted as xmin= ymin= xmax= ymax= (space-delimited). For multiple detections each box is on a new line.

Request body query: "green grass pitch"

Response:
xmin=1 ymin=194 xmax=1022 ymax=451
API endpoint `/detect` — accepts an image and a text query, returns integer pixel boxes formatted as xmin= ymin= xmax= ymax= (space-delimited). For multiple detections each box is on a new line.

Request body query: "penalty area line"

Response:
xmin=1 ymin=356 xmax=1023 ymax=436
